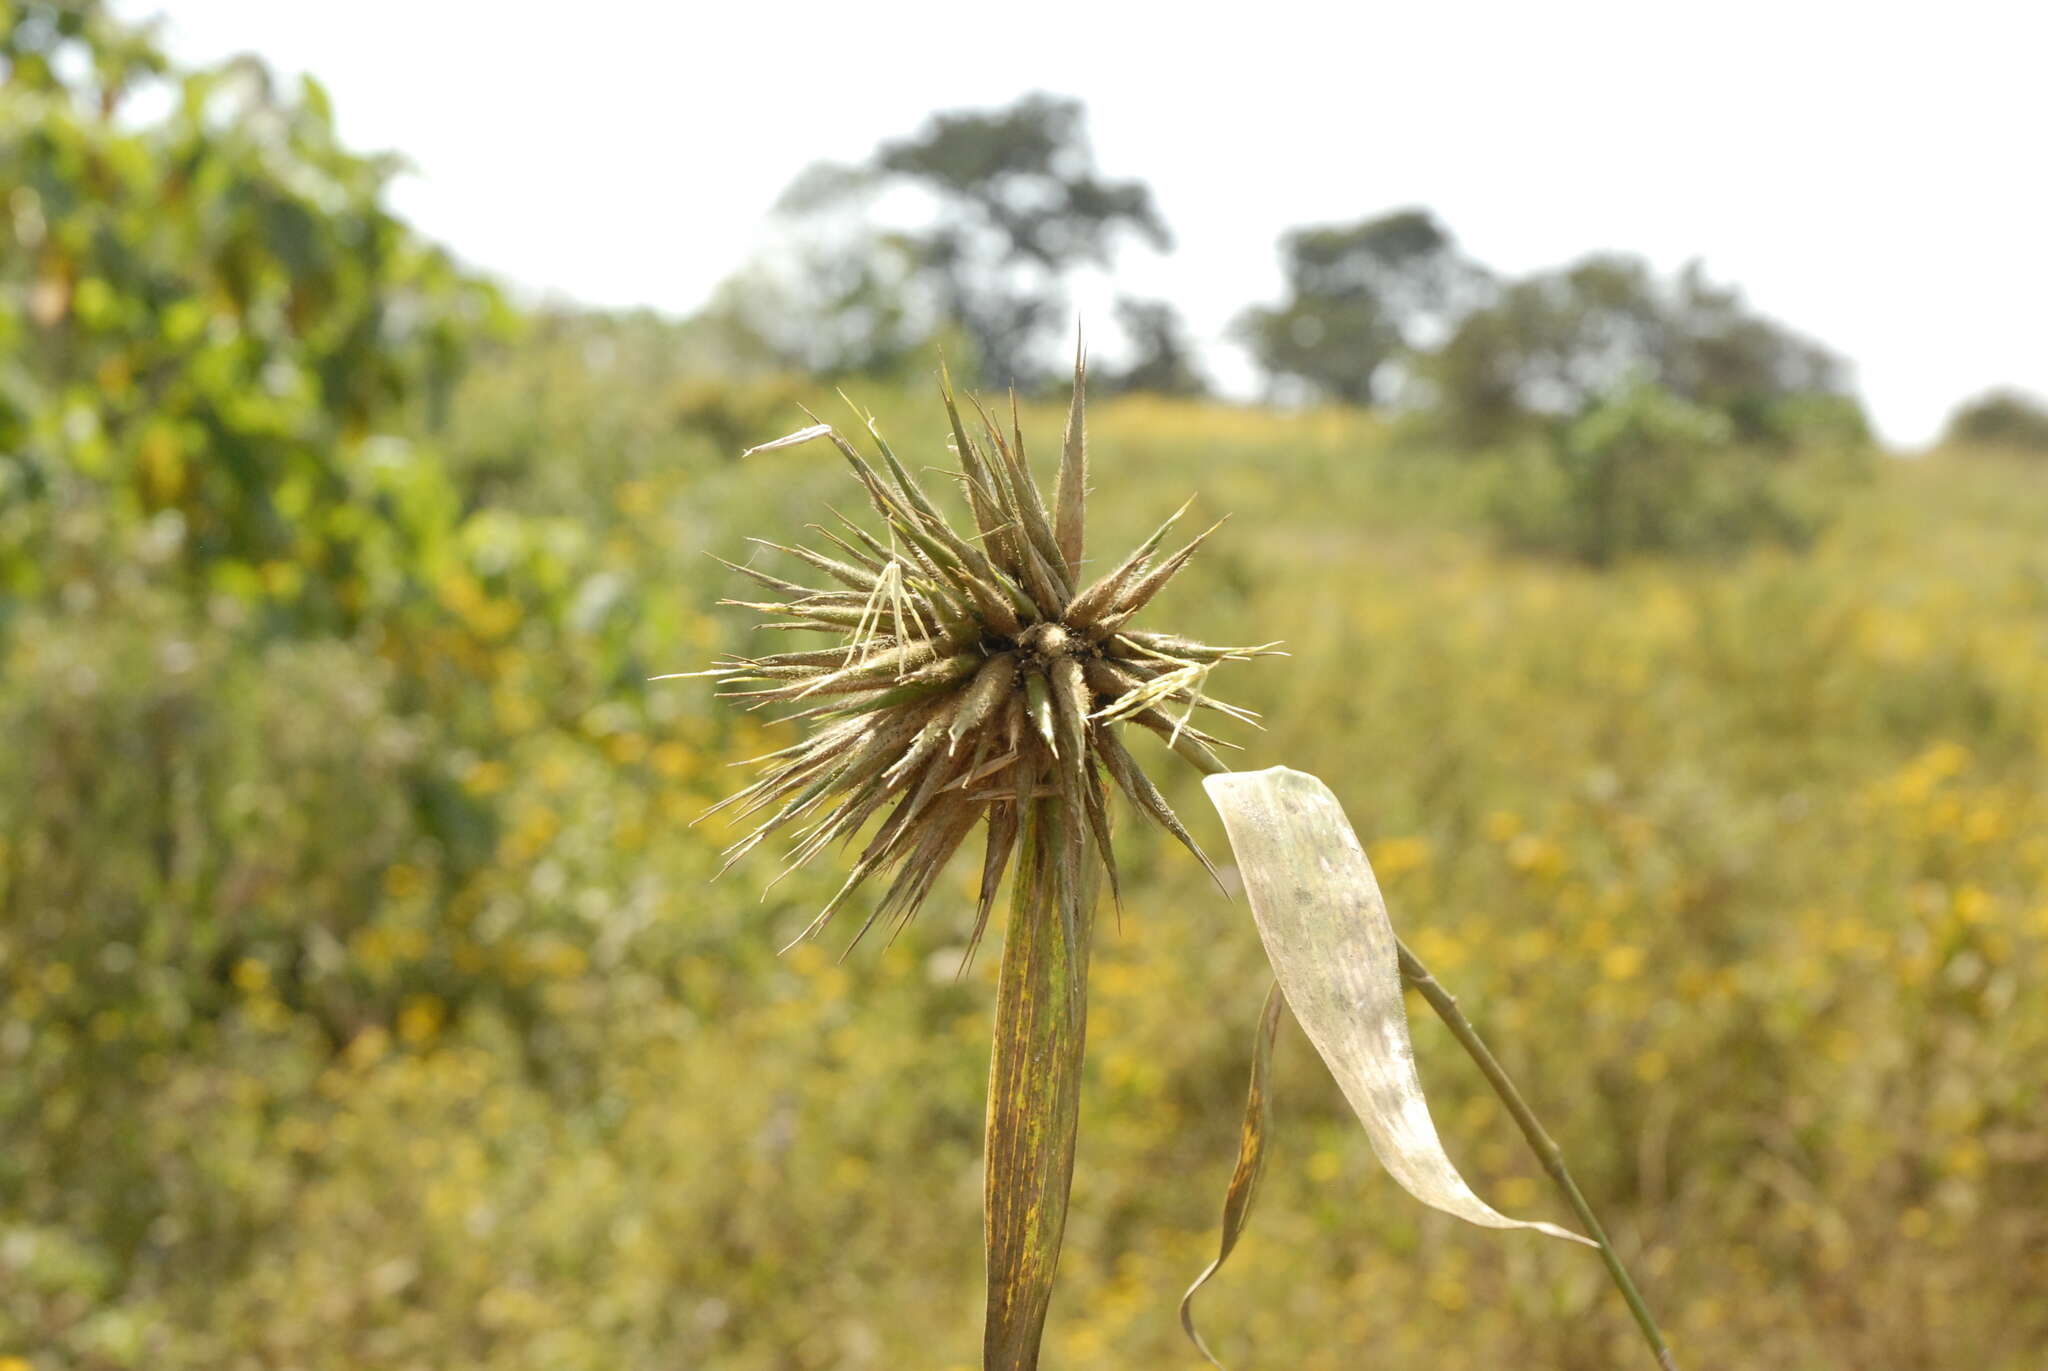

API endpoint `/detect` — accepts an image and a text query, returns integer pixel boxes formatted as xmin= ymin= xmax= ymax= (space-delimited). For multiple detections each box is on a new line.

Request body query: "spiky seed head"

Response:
xmin=681 ymin=352 xmax=1280 ymax=959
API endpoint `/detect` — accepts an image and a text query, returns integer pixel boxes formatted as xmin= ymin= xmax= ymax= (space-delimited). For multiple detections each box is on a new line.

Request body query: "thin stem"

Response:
xmin=1396 ymin=942 xmax=1680 ymax=1371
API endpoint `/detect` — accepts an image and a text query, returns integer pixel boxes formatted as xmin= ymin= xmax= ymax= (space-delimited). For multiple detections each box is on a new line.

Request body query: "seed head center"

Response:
xmin=1019 ymin=621 xmax=1074 ymax=666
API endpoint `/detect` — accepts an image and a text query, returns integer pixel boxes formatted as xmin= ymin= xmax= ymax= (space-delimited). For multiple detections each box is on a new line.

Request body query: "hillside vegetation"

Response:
xmin=7 ymin=352 xmax=2047 ymax=1366
xmin=4 ymin=5 xmax=2045 ymax=1368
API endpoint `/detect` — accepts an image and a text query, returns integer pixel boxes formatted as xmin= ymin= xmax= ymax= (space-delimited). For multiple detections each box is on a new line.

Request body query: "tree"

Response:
xmin=1422 ymin=254 xmax=1860 ymax=445
xmin=1 ymin=0 xmax=501 ymax=619
xmin=875 ymin=93 xmax=1171 ymax=388
xmin=693 ymin=231 xmax=929 ymax=381
xmin=1943 ymin=388 xmax=2048 ymax=454
xmin=1102 ymin=296 xmax=1207 ymax=396
xmin=1237 ymin=208 xmax=1486 ymax=405
xmin=727 ymin=93 xmax=1172 ymax=389
xmin=689 ymin=160 xmax=935 ymax=381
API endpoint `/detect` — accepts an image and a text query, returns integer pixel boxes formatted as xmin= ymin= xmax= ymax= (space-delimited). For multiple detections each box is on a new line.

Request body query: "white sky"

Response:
xmin=129 ymin=0 xmax=2047 ymax=446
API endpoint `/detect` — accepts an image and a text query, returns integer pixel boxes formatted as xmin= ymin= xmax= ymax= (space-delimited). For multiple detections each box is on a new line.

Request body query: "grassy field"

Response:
xmin=4 ymin=359 xmax=2046 ymax=1368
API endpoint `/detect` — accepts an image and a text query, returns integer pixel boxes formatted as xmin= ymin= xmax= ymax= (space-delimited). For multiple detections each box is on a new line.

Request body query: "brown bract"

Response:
xmin=680 ymin=350 xmax=1278 ymax=961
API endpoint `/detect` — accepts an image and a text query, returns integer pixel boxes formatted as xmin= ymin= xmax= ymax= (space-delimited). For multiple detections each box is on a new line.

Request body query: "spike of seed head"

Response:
xmin=678 ymin=348 xmax=1271 ymax=949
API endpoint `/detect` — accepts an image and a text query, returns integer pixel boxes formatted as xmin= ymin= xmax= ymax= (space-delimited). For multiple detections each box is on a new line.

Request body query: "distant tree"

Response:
xmin=1943 ymin=388 xmax=2048 ymax=454
xmin=1422 ymin=255 xmax=1859 ymax=445
xmin=720 ymin=94 xmax=1171 ymax=388
xmin=1237 ymin=209 xmax=1487 ymax=405
xmin=694 ymin=230 xmax=928 ymax=381
xmin=1102 ymin=297 xmax=1207 ymax=396
xmin=873 ymin=93 xmax=1171 ymax=388
xmin=1662 ymin=263 xmax=1859 ymax=441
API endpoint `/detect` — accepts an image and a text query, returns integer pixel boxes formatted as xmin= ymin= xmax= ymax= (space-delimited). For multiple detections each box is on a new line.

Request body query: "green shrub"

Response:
xmin=1 ymin=1 xmax=503 ymax=626
xmin=1943 ymin=388 xmax=2048 ymax=455
xmin=1488 ymin=380 xmax=1821 ymax=565
xmin=1741 ymin=389 xmax=1874 ymax=455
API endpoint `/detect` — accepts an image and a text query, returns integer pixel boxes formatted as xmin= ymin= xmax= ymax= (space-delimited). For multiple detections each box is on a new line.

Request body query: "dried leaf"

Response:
xmin=1180 ymin=980 xmax=1285 ymax=1369
xmin=1202 ymin=766 xmax=1592 ymax=1247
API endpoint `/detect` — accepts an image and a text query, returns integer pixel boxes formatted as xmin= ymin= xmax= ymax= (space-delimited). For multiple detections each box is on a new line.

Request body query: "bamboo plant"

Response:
xmin=678 ymin=350 xmax=1678 ymax=1370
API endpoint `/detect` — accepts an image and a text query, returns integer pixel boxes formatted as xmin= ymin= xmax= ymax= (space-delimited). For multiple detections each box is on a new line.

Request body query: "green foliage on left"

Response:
xmin=1 ymin=16 xmax=760 ymax=1355
xmin=1 ymin=0 xmax=504 ymax=625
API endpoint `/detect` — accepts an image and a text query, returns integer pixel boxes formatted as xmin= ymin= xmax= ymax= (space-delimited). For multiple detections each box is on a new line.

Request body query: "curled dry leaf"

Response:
xmin=1203 ymin=766 xmax=1592 ymax=1248
xmin=1179 ymin=980 xmax=1285 ymax=1369
xmin=1181 ymin=768 xmax=1598 ymax=1362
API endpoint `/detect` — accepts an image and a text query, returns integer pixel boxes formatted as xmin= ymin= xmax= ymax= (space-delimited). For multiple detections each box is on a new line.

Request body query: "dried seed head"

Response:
xmin=680 ymin=351 xmax=1279 ymax=955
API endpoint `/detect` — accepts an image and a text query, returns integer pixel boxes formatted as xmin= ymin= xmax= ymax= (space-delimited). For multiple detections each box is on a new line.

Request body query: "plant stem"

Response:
xmin=1395 ymin=943 xmax=1680 ymax=1371
xmin=983 ymin=794 xmax=1096 ymax=1370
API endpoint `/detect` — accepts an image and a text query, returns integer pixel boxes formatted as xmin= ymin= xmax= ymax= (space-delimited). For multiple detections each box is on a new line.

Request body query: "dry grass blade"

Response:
xmin=1095 ymin=723 xmax=1222 ymax=890
xmin=1054 ymin=343 xmax=1087 ymax=580
xmin=938 ymin=363 xmax=1017 ymax=556
xmin=751 ymin=538 xmax=882 ymax=592
xmin=739 ymin=423 xmax=832 ymax=458
xmin=1064 ymin=496 xmax=1194 ymax=628
xmin=1180 ymin=980 xmax=1286 ymax=1370
xmin=1096 ymin=518 xmax=1226 ymax=631
xmin=814 ymin=513 xmax=890 ymax=571
xmin=970 ymin=392 xmax=1070 ymax=606
xmin=960 ymin=799 xmax=1020 ymax=974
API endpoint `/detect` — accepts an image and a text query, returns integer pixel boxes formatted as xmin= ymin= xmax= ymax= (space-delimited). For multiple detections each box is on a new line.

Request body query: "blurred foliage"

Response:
xmin=867 ymin=92 xmax=1170 ymax=389
xmin=5 ymin=8 xmax=2048 ymax=1371
xmin=1487 ymin=379 xmax=1834 ymax=566
xmin=432 ymin=308 xmax=807 ymax=506
xmin=1 ymin=0 xmax=504 ymax=627
xmin=1100 ymin=295 xmax=1207 ymax=397
xmin=1419 ymin=255 xmax=1861 ymax=448
xmin=1238 ymin=208 xmax=1486 ymax=405
xmin=714 ymin=93 xmax=1172 ymax=391
xmin=1943 ymin=387 xmax=2048 ymax=456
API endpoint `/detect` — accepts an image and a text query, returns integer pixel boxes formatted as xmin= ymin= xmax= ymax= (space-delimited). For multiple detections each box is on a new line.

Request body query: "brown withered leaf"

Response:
xmin=1179 ymin=980 xmax=1286 ymax=1370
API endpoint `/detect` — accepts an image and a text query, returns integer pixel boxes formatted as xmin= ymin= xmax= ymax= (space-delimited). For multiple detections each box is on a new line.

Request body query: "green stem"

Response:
xmin=982 ymin=794 xmax=1096 ymax=1370
xmin=1396 ymin=943 xmax=1680 ymax=1371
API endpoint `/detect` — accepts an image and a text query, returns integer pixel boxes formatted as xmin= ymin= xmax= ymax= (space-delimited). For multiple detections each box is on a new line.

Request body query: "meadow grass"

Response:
xmin=3 ymin=376 xmax=2044 ymax=1368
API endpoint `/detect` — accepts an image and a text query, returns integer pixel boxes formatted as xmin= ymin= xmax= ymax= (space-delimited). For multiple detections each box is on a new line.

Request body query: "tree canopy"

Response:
xmin=2 ymin=0 xmax=501 ymax=621
xmin=1101 ymin=297 xmax=1208 ymax=397
xmin=1236 ymin=209 xmax=1486 ymax=405
xmin=1420 ymin=254 xmax=1860 ymax=444
xmin=1943 ymin=388 xmax=2048 ymax=454
xmin=714 ymin=93 xmax=1172 ymax=390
